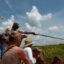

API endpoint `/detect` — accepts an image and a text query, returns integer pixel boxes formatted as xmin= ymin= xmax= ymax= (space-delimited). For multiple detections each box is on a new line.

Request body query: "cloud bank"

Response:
xmin=26 ymin=6 xmax=52 ymax=27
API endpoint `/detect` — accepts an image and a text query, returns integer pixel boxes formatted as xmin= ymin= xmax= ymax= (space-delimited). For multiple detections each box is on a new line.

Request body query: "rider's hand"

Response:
xmin=32 ymin=32 xmax=36 ymax=35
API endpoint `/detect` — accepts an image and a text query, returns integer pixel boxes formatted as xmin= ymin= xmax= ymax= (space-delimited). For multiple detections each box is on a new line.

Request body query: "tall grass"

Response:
xmin=32 ymin=44 xmax=64 ymax=64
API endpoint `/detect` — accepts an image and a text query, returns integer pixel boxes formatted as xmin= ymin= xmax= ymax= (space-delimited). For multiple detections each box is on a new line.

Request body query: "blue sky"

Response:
xmin=0 ymin=0 xmax=64 ymax=46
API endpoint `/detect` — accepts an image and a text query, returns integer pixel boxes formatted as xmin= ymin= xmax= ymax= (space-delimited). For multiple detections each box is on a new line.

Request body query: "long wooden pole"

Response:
xmin=34 ymin=34 xmax=64 ymax=40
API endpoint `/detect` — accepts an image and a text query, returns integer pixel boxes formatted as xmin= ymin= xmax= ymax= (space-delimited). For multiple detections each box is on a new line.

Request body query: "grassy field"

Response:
xmin=32 ymin=44 xmax=64 ymax=64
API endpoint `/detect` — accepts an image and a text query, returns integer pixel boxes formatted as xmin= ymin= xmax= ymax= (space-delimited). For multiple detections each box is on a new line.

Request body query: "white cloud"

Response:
xmin=48 ymin=26 xmax=59 ymax=32
xmin=0 ymin=15 xmax=15 ymax=31
xmin=26 ymin=6 xmax=52 ymax=27
xmin=25 ymin=23 xmax=43 ymax=34
xmin=25 ymin=23 xmax=31 ymax=30
xmin=2 ymin=15 xmax=14 ymax=26
xmin=5 ymin=0 xmax=12 ymax=9
xmin=0 ymin=27 xmax=4 ymax=32
xmin=48 ymin=26 xmax=64 ymax=32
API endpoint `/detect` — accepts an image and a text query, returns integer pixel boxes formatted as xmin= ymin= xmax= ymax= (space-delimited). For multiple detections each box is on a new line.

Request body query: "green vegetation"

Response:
xmin=32 ymin=44 xmax=64 ymax=64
